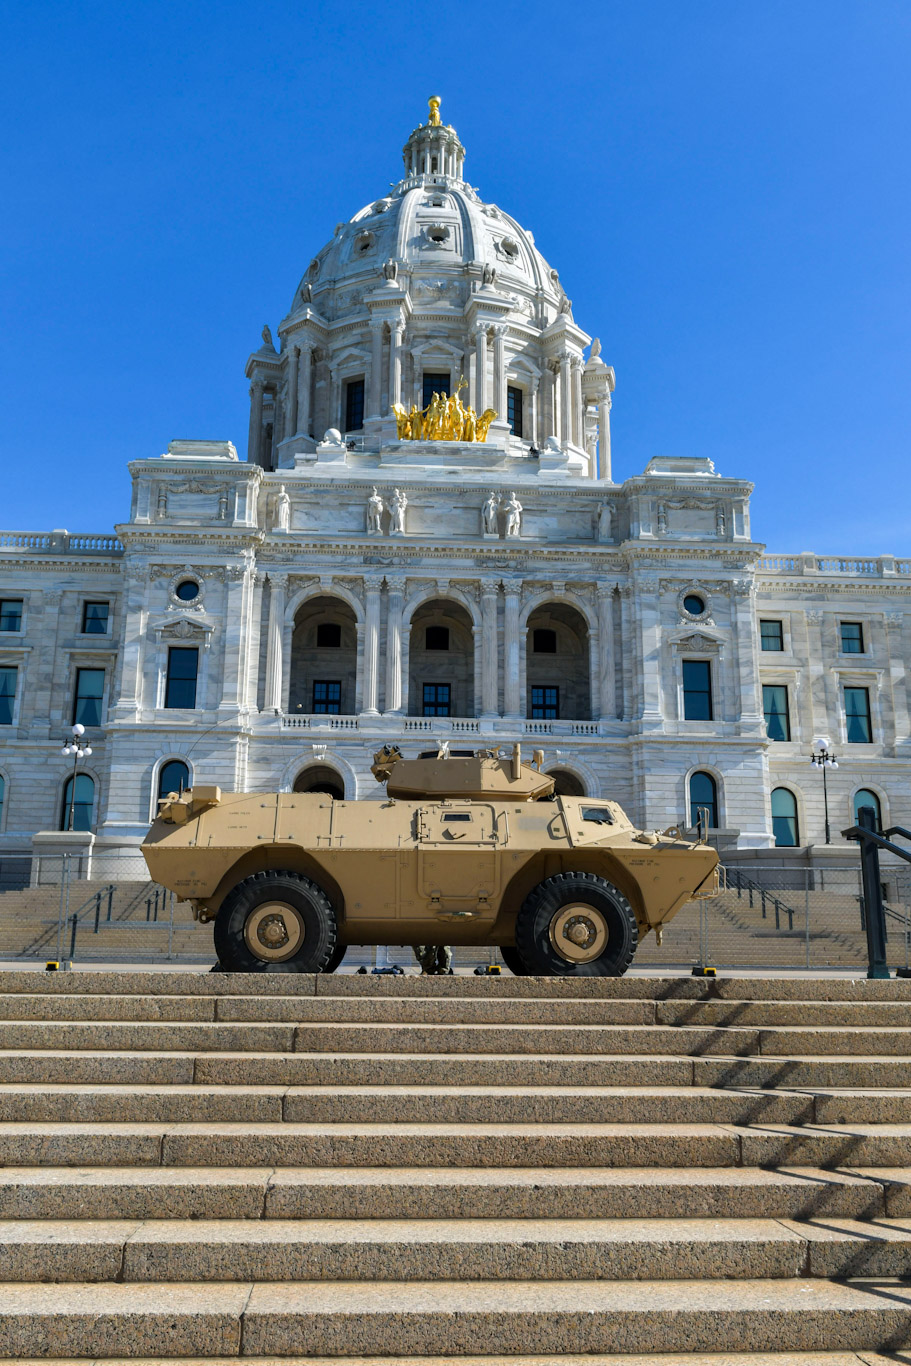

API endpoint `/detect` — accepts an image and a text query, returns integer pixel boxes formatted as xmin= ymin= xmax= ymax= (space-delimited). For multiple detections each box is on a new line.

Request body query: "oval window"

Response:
xmin=175 ymin=580 xmax=199 ymax=603
xmin=683 ymin=594 xmax=705 ymax=616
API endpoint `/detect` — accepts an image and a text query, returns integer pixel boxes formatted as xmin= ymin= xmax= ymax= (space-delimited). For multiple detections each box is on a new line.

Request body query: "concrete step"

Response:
xmin=0 ymin=1164 xmax=894 ymax=1222
xmin=3 ymin=1277 xmax=911 ymax=1357
xmin=1 ymin=1355 xmax=902 ymax=1366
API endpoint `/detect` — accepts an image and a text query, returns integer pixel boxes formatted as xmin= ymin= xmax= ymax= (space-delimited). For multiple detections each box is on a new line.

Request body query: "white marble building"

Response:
xmin=1 ymin=101 xmax=909 ymax=867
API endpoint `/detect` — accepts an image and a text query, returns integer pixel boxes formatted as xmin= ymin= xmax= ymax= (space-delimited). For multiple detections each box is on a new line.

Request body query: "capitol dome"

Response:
xmin=245 ymin=99 xmax=614 ymax=479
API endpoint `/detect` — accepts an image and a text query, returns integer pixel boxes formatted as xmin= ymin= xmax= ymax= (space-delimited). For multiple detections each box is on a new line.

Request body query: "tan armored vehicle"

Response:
xmin=142 ymin=744 xmax=719 ymax=976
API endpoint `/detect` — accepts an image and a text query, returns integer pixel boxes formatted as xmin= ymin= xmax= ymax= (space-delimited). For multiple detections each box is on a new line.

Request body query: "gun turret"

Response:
xmin=371 ymin=743 xmax=554 ymax=802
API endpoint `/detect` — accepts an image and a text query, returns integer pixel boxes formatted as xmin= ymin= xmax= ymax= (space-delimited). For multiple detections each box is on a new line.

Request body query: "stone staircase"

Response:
xmin=0 ymin=971 xmax=910 ymax=1363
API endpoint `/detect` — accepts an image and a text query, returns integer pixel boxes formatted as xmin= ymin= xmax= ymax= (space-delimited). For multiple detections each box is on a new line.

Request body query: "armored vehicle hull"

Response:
xmin=142 ymin=747 xmax=718 ymax=975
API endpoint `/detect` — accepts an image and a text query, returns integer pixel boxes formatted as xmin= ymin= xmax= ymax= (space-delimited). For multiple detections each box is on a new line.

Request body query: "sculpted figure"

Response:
xmin=367 ymin=487 xmax=384 ymax=533
xmin=409 ymin=404 xmax=424 ymax=440
xmin=462 ymin=406 xmax=476 ymax=442
xmin=716 ymin=505 xmax=727 ymax=536
xmin=383 ymin=258 xmax=398 ymax=281
xmin=426 ymin=392 xmax=443 ymax=440
xmin=428 ymin=95 xmax=442 ymax=127
xmin=475 ymin=408 xmax=497 ymax=443
xmin=217 ymin=490 xmax=229 ymax=521
xmin=299 ymin=282 xmax=311 ymax=305
xmin=482 ymin=492 xmax=499 ymax=535
xmin=157 ymin=487 xmax=168 ymax=516
xmin=503 ymin=492 xmax=523 ymax=538
xmin=597 ymin=502 xmax=612 ymax=541
xmin=482 ymin=262 xmax=496 ymax=285
xmin=262 ymin=324 xmax=274 ymax=348
xmin=590 ymin=337 xmax=602 ymax=359
xmin=389 ymin=487 xmax=408 ymax=534
xmin=391 ymin=403 xmax=411 ymax=440
xmin=275 ymin=485 xmax=291 ymax=532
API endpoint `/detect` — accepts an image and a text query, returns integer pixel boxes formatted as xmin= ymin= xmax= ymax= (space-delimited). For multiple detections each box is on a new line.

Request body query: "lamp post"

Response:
xmin=61 ymin=724 xmax=92 ymax=831
xmin=810 ymin=736 xmax=838 ymax=845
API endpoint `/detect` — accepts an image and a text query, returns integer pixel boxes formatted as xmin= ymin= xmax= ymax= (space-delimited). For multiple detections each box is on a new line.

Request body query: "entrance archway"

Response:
xmin=526 ymin=602 xmax=590 ymax=719
xmin=408 ymin=598 xmax=475 ymax=718
xmin=289 ymin=596 xmax=358 ymax=716
xmin=546 ymin=768 xmax=586 ymax=797
xmin=293 ymin=765 xmax=345 ymax=799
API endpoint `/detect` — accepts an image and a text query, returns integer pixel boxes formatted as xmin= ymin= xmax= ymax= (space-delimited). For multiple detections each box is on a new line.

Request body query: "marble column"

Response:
xmin=559 ymin=354 xmax=572 ymax=447
xmin=480 ymin=580 xmax=499 ymax=716
xmin=529 ymin=379 xmax=539 ymax=447
xmin=286 ymin=349 xmax=299 ymax=439
xmin=384 ymin=577 xmax=405 ymax=713
xmin=368 ymin=319 xmax=384 ymax=419
xmin=220 ymin=564 xmax=251 ymax=711
xmin=597 ymin=582 xmax=615 ymax=722
xmin=504 ymin=583 xmax=522 ymax=717
xmin=263 ymin=573 xmax=287 ymax=713
xmin=571 ymin=357 xmax=583 ymax=447
xmin=598 ymin=395 xmax=612 ymax=482
xmin=474 ymin=326 xmax=488 ymax=412
xmin=542 ymin=363 xmax=556 ymax=439
xmin=248 ymin=381 xmax=264 ymax=466
xmin=298 ymin=344 xmax=312 ymax=437
xmin=388 ymin=320 xmax=404 ymax=411
xmin=361 ymin=578 xmax=382 ymax=715
xmin=731 ymin=581 xmax=764 ymax=733
xmin=492 ymin=326 xmax=506 ymax=417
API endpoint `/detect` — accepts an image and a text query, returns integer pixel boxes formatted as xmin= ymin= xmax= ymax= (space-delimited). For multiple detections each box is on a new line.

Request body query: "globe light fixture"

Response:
xmin=61 ymin=724 xmax=92 ymax=832
xmin=809 ymin=737 xmax=839 ymax=844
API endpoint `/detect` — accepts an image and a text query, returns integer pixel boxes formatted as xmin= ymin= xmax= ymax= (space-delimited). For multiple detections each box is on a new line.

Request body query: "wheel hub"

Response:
xmin=549 ymin=903 xmax=609 ymax=964
xmin=244 ymin=903 xmax=306 ymax=962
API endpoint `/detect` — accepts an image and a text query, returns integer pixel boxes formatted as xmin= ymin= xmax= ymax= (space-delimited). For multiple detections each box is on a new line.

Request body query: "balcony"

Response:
xmin=280 ymin=714 xmax=602 ymax=738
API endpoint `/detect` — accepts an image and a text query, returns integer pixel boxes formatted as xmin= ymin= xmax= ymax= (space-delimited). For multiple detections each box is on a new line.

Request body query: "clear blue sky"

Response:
xmin=2 ymin=1 xmax=910 ymax=553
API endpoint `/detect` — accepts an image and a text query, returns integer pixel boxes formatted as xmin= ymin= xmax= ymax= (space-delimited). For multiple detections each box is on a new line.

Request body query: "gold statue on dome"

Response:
xmin=392 ymin=374 xmax=497 ymax=443
xmin=428 ymin=96 xmax=442 ymax=127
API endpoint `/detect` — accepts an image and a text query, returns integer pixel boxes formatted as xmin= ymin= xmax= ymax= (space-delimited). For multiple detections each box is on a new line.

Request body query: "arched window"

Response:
xmin=60 ymin=774 xmax=95 ymax=832
xmin=853 ymin=788 xmax=882 ymax=829
xmin=157 ymin=760 xmax=189 ymax=807
xmin=771 ymin=787 xmax=799 ymax=847
xmin=689 ymin=772 xmax=718 ymax=829
xmin=293 ymin=766 xmax=345 ymax=800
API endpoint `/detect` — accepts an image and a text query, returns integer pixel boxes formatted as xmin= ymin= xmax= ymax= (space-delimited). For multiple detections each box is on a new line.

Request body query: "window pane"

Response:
xmin=422 ymin=683 xmax=450 ymax=716
xmin=312 ymin=681 xmax=341 ymax=715
xmin=61 ymin=774 xmax=95 ymax=832
xmin=531 ymin=686 xmax=559 ymax=719
xmin=165 ymin=648 xmax=198 ymax=709
xmin=853 ymin=788 xmax=882 ymax=829
xmin=0 ymin=668 xmax=16 ymax=726
xmin=689 ymin=771 xmax=718 ymax=828
xmin=533 ymin=629 xmax=556 ymax=653
xmin=316 ymin=622 xmax=341 ymax=648
xmin=344 ymin=379 xmax=365 ymax=432
xmin=762 ymin=684 xmax=791 ymax=741
xmin=73 ymin=669 xmax=104 ymax=727
xmin=422 ymin=372 xmax=450 ymax=408
xmin=507 ymin=386 xmax=523 ymax=438
xmin=682 ymin=660 xmax=713 ymax=720
xmin=157 ymin=760 xmax=189 ymax=804
xmin=82 ymin=602 xmax=109 ymax=634
xmin=840 ymin=622 xmax=864 ymax=653
xmin=845 ymin=686 xmax=872 ymax=742
xmin=425 ymin=626 xmax=449 ymax=651
xmin=771 ymin=787 xmax=799 ymax=847
xmin=0 ymin=601 xmax=23 ymax=632
xmin=760 ymin=620 xmax=783 ymax=651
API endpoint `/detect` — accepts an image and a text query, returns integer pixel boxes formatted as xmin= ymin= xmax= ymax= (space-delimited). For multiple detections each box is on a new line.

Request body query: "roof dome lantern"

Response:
xmin=401 ymin=95 xmax=466 ymax=185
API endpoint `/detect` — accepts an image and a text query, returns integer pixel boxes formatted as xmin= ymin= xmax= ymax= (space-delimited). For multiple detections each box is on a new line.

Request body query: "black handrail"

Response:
xmin=723 ymin=866 xmax=797 ymax=932
xmin=841 ymin=807 xmax=911 ymax=979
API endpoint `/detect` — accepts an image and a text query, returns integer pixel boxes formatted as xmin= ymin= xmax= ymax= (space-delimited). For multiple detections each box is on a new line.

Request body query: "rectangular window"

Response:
xmin=316 ymin=623 xmax=341 ymax=648
xmin=682 ymin=660 xmax=713 ymax=721
xmin=845 ymin=685 xmax=872 ymax=743
xmin=312 ymin=680 xmax=341 ymax=715
xmin=762 ymin=684 xmax=791 ymax=741
xmin=82 ymin=601 xmax=109 ymax=635
xmin=760 ymin=620 xmax=783 ymax=652
xmin=164 ymin=648 xmax=198 ymax=709
xmin=0 ymin=600 xmax=23 ymax=632
xmin=840 ymin=621 xmax=864 ymax=654
xmin=533 ymin=628 xmax=557 ymax=653
xmin=344 ymin=378 xmax=365 ymax=432
xmin=72 ymin=668 xmax=104 ymax=727
xmin=425 ymin=626 xmax=449 ymax=650
xmin=531 ymin=686 xmax=559 ymax=720
xmin=0 ymin=667 xmax=16 ymax=725
xmin=507 ymin=385 xmax=524 ymax=438
xmin=422 ymin=372 xmax=450 ymax=408
xmin=422 ymin=682 xmax=451 ymax=716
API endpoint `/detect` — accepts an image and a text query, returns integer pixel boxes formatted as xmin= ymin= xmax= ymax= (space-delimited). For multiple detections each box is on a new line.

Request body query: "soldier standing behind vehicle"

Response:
xmin=413 ymin=944 xmax=453 ymax=974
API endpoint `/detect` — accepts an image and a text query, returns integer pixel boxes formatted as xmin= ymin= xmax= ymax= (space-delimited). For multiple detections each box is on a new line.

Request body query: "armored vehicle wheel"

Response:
xmin=321 ymin=942 xmax=348 ymax=974
xmin=214 ymin=871 xmax=337 ymax=973
xmin=515 ymin=872 xmax=638 ymax=977
xmin=498 ymin=945 xmax=529 ymax=977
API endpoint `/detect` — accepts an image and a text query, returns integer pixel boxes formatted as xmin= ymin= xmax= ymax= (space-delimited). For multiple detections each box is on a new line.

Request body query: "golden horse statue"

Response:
xmin=390 ymin=386 xmax=497 ymax=444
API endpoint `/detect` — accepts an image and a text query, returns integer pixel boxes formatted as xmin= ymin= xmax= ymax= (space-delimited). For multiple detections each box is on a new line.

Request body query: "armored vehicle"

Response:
xmin=142 ymin=744 xmax=719 ymax=976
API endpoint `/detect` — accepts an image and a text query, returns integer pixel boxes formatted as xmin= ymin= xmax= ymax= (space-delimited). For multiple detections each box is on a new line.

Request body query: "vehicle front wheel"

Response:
xmin=515 ymin=872 xmax=638 ymax=977
xmin=214 ymin=871 xmax=337 ymax=973
xmin=498 ymin=945 xmax=529 ymax=977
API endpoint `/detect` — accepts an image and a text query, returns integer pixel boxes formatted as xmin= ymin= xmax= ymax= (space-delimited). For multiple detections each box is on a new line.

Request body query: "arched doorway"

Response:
xmin=526 ymin=603 xmax=590 ymax=719
xmin=546 ymin=768 xmax=585 ymax=797
xmin=293 ymin=765 xmax=345 ymax=799
xmin=289 ymin=596 xmax=358 ymax=716
xmin=408 ymin=598 xmax=475 ymax=718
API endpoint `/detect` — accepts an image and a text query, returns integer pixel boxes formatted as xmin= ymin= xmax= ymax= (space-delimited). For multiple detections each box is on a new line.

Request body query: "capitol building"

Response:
xmin=1 ymin=100 xmax=908 ymax=867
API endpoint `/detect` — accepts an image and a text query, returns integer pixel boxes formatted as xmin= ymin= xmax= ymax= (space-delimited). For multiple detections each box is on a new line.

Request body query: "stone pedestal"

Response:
xmin=30 ymin=831 xmax=95 ymax=885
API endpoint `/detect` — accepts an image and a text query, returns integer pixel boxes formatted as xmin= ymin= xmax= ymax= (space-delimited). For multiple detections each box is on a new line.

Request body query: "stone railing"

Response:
xmin=280 ymin=714 xmax=602 ymax=737
xmin=0 ymin=531 xmax=123 ymax=555
xmin=758 ymin=553 xmax=910 ymax=577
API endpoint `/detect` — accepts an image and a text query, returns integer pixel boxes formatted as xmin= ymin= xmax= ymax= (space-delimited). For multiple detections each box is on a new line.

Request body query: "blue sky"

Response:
xmin=2 ymin=1 xmax=910 ymax=552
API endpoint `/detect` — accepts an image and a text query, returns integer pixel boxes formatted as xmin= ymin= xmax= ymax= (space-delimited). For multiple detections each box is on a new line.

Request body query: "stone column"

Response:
xmin=368 ymin=319 xmax=384 ymax=419
xmin=571 ymin=356 xmax=583 ymax=447
xmin=384 ymin=577 xmax=405 ymax=714
xmin=492 ymin=326 xmax=506 ymax=417
xmin=480 ymin=579 xmax=499 ymax=717
xmin=503 ymin=583 xmax=522 ymax=717
xmin=220 ymin=563 xmax=251 ymax=711
xmin=361 ymin=577 xmax=382 ymax=715
xmin=543 ymin=363 xmax=556 ymax=439
xmin=248 ymin=381 xmax=264 ymax=466
xmin=597 ymin=582 xmax=615 ymax=722
xmin=298 ymin=343 xmax=312 ymax=437
xmin=598 ymin=395 xmax=612 ymax=482
xmin=388 ymin=319 xmax=404 ymax=411
xmin=474 ymin=326 xmax=488 ymax=412
xmin=528 ymin=379 xmax=538 ymax=447
xmin=731 ymin=580 xmax=764 ymax=733
xmin=885 ymin=614 xmax=910 ymax=750
xmin=559 ymin=354 xmax=571 ymax=446
xmin=263 ymin=573 xmax=287 ymax=713
xmin=286 ymin=349 xmax=299 ymax=439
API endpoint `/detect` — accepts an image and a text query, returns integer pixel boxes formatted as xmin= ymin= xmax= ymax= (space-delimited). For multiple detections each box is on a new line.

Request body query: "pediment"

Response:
xmin=672 ymin=630 xmax=723 ymax=653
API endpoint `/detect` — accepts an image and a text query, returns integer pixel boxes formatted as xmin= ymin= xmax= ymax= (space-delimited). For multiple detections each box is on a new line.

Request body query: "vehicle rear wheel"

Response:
xmin=498 ymin=945 xmax=529 ymax=977
xmin=515 ymin=872 xmax=638 ymax=977
xmin=214 ymin=871 xmax=337 ymax=973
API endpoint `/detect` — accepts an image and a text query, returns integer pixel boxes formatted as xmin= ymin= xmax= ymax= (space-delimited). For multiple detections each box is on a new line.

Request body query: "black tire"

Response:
xmin=321 ymin=942 xmax=348 ymax=974
xmin=214 ymin=870 xmax=337 ymax=973
xmin=499 ymin=944 xmax=529 ymax=977
xmin=515 ymin=872 xmax=638 ymax=977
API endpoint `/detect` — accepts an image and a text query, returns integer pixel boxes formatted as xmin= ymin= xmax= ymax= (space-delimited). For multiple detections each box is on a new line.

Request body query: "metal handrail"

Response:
xmin=841 ymin=808 xmax=907 ymax=978
xmin=723 ymin=865 xmax=797 ymax=931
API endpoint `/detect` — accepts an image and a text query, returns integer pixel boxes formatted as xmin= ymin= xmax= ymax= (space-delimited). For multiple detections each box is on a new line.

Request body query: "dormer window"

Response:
xmin=500 ymin=237 xmax=519 ymax=260
xmin=425 ymin=223 xmax=450 ymax=246
xmin=354 ymin=231 xmax=375 ymax=255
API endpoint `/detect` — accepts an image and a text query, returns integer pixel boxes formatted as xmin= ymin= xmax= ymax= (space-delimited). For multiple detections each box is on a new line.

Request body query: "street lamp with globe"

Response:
xmin=61 ymin=724 xmax=93 ymax=832
xmin=810 ymin=736 xmax=838 ymax=845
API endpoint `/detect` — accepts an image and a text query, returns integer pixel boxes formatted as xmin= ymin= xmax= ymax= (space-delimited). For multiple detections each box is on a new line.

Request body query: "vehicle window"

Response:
xmin=442 ymin=813 xmax=472 ymax=822
xmin=580 ymin=806 xmax=613 ymax=825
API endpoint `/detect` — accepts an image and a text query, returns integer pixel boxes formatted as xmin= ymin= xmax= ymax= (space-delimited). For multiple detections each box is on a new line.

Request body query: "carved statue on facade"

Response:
xmin=366 ymin=487 xmax=384 ymax=533
xmin=217 ymin=490 xmax=229 ymax=521
xmin=482 ymin=262 xmax=497 ymax=285
xmin=475 ymin=409 xmax=497 ymax=442
xmin=482 ymin=492 xmax=500 ymax=535
xmin=597 ymin=502 xmax=612 ymax=542
xmin=716 ymin=505 xmax=727 ymax=536
xmin=657 ymin=503 xmax=668 ymax=536
xmin=262 ymin=324 xmax=274 ymax=349
xmin=383 ymin=258 xmax=398 ymax=281
xmin=275 ymin=485 xmax=291 ymax=532
xmin=428 ymin=95 xmax=442 ymax=127
xmin=389 ymin=387 xmax=497 ymax=443
xmin=590 ymin=337 xmax=602 ymax=359
xmin=503 ymin=492 xmax=523 ymax=538
xmin=391 ymin=404 xmax=412 ymax=440
xmin=157 ymin=488 xmax=168 ymax=517
xmin=389 ymin=488 xmax=408 ymax=535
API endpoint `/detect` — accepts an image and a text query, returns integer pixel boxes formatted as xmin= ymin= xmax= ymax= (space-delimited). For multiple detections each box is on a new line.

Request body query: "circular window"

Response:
xmin=683 ymin=594 xmax=705 ymax=617
xmin=175 ymin=580 xmax=200 ymax=603
xmin=500 ymin=237 xmax=519 ymax=259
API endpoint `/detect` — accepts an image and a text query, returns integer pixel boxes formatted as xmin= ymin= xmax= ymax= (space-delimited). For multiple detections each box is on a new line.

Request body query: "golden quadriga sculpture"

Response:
xmin=392 ymin=388 xmax=497 ymax=444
